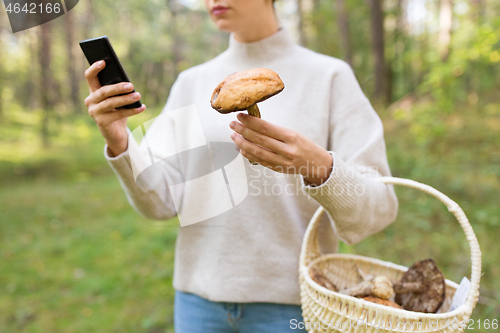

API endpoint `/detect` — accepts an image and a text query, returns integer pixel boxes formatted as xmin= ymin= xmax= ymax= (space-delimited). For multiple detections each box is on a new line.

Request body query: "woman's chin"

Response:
xmin=213 ymin=20 xmax=238 ymax=33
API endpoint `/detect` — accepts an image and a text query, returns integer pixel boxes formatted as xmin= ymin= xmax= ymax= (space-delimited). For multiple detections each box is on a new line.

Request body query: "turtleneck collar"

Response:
xmin=226 ymin=27 xmax=296 ymax=63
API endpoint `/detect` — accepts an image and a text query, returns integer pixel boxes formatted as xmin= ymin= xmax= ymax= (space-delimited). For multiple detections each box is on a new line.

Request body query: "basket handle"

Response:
xmin=299 ymin=176 xmax=481 ymax=315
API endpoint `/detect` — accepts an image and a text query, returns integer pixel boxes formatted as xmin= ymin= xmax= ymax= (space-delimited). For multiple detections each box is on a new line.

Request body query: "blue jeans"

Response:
xmin=174 ymin=290 xmax=307 ymax=333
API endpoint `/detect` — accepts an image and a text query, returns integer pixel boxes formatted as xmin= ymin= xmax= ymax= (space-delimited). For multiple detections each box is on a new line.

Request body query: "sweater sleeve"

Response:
xmin=300 ymin=62 xmax=398 ymax=245
xmin=105 ymin=142 xmax=177 ymax=220
xmin=104 ymin=73 xmax=187 ymax=220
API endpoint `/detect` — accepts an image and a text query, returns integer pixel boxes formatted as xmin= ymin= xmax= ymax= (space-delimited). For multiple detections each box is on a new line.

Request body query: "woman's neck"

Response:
xmin=233 ymin=11 xmax=279 ymax=43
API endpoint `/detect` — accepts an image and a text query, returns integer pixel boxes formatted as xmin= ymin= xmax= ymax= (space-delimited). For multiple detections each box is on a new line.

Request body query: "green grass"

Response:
xmin=0 ymin=176 xmax=178 ymax=333
xmin=0 ymin=101 xmax=499 ymax=332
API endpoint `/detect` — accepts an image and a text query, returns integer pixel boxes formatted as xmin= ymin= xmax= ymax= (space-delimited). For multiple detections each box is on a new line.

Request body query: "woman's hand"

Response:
xmin=229 ymin=113 xmax=333 ymax=186
xmin=84 ymin=60 xmax=146 ymax=157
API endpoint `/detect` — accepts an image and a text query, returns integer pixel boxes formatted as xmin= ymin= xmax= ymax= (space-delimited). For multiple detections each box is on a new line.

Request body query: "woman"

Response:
xmin=84 ymin=0 xmax=398 ymax=332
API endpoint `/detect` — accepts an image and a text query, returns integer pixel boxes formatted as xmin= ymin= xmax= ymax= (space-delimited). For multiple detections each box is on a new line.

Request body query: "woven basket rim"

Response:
xmin=303 ymin=253 xmax=465 ymax=319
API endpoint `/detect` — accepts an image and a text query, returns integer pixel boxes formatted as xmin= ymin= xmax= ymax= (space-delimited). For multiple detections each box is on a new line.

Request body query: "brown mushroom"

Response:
xmin=362 ymin=296 xmax=404 ymax=309
xmin=338 ymin=260 xmax=445 ymax=314
xmin=395 ymin=259 xmax=445 ymax=313
xmin=210 ymin=68 xmax=285 ymax=118
xmin=309 ymin=268 xmax=338 ymax=292
xmin=211 ymin=68 xmax=284 ymax=164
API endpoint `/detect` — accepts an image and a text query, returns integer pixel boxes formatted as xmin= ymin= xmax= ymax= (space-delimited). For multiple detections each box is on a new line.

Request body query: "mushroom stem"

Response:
xmin=394 ymin=281 xmax=422 ymax=294
xmin=247 ymin=104 xmax=261 ymax=118
xmin=339 ymin=280 xmax=373 ymax=298
xmin=245 ymin=105 xmax=261 ymax=165
xmin=339 ymin=276 xmax=395 ymax=300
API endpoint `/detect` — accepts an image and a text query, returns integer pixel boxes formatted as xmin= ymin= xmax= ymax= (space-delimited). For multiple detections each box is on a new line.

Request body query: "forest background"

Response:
xmin=0 ymin=0 xmax=499 ymax=331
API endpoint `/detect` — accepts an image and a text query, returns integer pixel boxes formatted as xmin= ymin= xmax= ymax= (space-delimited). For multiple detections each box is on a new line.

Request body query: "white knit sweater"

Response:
xmin=104 ymin=28 xmax=398 ymax=305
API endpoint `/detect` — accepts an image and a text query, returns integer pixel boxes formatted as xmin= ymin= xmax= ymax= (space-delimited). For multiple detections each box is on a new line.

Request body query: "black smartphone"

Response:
xmin=79 ymin=36 xmax=142 ymax=109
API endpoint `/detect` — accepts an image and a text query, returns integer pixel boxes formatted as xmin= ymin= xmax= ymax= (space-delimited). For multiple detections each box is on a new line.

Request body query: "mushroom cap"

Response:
xmin=395 ymin=259 xmax=445 ymax=313
xmin=210 ymin=68 xmax=285 ymax=113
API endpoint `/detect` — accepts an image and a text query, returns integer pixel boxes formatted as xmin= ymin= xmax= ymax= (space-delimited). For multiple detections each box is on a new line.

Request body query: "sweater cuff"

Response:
xmin=103 ymin=143 xmax=134 ymax=180
xmin=300 ymin=151 xmax=361 ymax=231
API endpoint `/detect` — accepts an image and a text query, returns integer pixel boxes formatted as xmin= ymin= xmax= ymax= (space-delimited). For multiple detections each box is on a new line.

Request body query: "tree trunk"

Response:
xmin=438 ymin=0 xmax=453 ymax=62
xmin=471 ymin=0 xmax=484 ymax=23
xmin=336 ymin=0 xmax=352 ymax=65
xmin=386 ymin=0 xmax=404 ymax=103
xmin=168 ymin=0 xmax=181 ymax=78
xmin=0 ymin=12 xmax=3 ymax=118
xmin=39 ymin=23 xmax=56 ymax=148
xmin=297 ymin=0 xmax=306 ymax=46
xmin=27 ymin=32 xmax=38 ymax=109
xmin=393 ymin=0 xmax=404 ymax=96
xmin=385 ymin=64 xmax=393 ymax=103
xmin=310 ymin=0 xmax=322 ymax=51
xmin=64 ymin=10 xmax=81 ymax=112
xmin=369 ymin=0 xmax=387 ymax=103
xmin=79 ymin=0 xmax=94 ymax=105
xmin=0 ymin=60 xmax=2 ymax=119
xmin=81 ymin=0 xmax=94 ymax=39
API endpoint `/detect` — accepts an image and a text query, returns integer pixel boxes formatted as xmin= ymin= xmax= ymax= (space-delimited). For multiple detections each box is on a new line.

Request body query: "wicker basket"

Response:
xmin=299 ymin=177 xmax=481 ymax=333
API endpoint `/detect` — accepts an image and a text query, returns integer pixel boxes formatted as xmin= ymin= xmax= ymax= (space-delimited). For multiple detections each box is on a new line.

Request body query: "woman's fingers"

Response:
xmin=101 ymin=91 xmax=140 ymax=112
xmin=85 ymin=82 xmax=135 ymax=107
xmin=88 ymin=92 xmax=141 ymax=117
xmin=84 ymin=60 xmax=106 ymax=92
xmin=229 ymin=120 xmax=290 ymax=156
xmin=238 ymin=149 xmax=275 ymax=168
xmin=236 ymin=113 xmax=296 ymax=143
xmin=84 ymin=60 xmax=137 ymax=113
xmin=97 ymin=104 xmax=146 ymax=127
xmin=231 ymin=132 xmax=290 ymax=166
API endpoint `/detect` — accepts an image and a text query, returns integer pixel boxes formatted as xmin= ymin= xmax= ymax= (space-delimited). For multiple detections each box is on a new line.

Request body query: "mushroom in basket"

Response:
xmin=309 ymin=259 xmax=446 ymax=313
xmin=394 ymin=259 xmax=446 ymax=313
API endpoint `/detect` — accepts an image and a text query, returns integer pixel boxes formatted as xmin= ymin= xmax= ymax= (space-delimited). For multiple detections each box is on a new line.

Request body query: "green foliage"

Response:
xmin=419 ymin=17 xmax=500 ymax=113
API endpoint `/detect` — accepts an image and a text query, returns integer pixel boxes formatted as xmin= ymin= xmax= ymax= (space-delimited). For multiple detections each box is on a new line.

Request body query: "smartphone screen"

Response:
xmin=79 ymin=36 xmax=142 ymax=109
